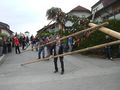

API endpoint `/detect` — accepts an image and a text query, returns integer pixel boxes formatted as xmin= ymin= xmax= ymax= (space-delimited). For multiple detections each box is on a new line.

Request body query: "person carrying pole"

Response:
xmin=53 ymin=34 xmax=64 ymax=75
xmin=38 ymin=37 xmax=45 ymax=59
xmin=104 ymin=35 xmax=112 ymax=60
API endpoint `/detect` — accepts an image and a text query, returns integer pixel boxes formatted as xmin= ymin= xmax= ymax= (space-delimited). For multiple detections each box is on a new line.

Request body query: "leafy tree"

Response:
xmin=46 ymin=7 xmax=65 ymax=36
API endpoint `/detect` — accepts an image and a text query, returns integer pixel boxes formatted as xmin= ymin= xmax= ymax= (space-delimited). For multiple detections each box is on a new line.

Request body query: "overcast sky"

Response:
xmin=0 ymin=0 xmax=99 ymax=36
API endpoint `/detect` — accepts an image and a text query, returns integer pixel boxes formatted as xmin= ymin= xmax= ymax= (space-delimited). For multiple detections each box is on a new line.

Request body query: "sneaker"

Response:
xmin=110 ymin=57 xmax=112 ymax=60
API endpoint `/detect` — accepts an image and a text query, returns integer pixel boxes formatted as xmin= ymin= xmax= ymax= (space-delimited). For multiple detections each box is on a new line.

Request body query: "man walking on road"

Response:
xmin=14 ymin=36 xmax=21 ymax=54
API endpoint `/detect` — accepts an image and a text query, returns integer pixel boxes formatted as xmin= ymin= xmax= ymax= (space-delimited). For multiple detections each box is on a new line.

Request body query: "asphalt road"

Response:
xmin=0 ymin=48 xmax=120 ymax=90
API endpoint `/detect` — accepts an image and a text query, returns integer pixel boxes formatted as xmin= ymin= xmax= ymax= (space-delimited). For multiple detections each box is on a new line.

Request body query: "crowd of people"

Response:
xmin=0 ymin=34 xmax=30 ymax=56
xmin=1 ymin=33 xmax=120 ymax=75
xmin=29 ymin=34 xmax=81 ymax=75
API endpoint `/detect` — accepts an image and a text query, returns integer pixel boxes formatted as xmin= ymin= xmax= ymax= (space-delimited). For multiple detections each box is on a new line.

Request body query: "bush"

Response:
xmin=79 ymin=19 xmax=120 ymax=57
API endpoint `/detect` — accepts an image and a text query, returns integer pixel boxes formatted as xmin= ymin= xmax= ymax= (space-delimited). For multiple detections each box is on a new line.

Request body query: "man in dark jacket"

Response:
xmin=104 ymin=35 xmax=112 ymax=60
xmin=53 ymin=35 xmax=64 ymax=75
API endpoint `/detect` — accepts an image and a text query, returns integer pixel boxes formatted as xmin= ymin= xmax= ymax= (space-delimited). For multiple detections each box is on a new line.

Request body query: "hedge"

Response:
xmin=79 ymin=19 xmax=120 ymax=57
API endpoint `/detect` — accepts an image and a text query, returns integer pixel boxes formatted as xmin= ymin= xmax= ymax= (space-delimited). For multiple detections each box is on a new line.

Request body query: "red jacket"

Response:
xmin=14 ymin=37 xmax=20 ymax=46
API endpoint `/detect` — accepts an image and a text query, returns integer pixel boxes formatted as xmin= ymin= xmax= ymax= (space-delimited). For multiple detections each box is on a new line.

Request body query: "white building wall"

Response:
xmin=70 ymin=12 xmax=91 ymax=18
xmin=109 ymin=13 xmax=120 ymax=20
xmin=95 ymin=17 xmax=103 ymax=22
xmin=115 ymin=13 xmax=120 ymax=19
xmin=1 ymin=29 xmax=10 ymax=36
xmin=48 ymin=27 xmax=59 ymax=33
xmin=101 ymin=7 xmax=113 ymax=17
xmin=66 ymin=11 xmax=91 ymax=27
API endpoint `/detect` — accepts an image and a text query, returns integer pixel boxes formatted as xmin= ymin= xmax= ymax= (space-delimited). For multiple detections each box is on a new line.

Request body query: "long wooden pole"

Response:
xmin=22 ymin=22 xmax=108 ymax=52
xmin=47 ymin=20 xmax=53 ymax=26
xmin=89 ymin=23 xmax=120 ymax=39
xmin=21 ymin=40 xmax=120 ymax=66
xmin=38 ymin=22 xmax=108 ymax=48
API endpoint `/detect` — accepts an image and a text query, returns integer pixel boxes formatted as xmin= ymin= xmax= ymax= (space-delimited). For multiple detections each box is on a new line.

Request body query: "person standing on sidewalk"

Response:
xmin=104 ymin=35 xmax=112 ymax=60
xmin=0 ymin=37 xmax=3 ymax=56
xmin=14 ymin=36 xmax=21 ymax=54
xmin=53 ymin=35 xmax=64 ymax=75
xmin=38 ymin=38 xmax=45 ymax=59
xmin=67 ymin=36 xmax=73 ymax=52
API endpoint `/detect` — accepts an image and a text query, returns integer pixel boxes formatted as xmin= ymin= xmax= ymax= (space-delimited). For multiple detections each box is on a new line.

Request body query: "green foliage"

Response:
xmin=79 ymin=19 xmax=120 ymax=56
xmin=45 ymin=7 xmax=120 ymax=57
xmin=106 ymin=19 xmax=120 ymax=33
xmin=46 ymin=7 xmax=65 ymax=23
xmin=79 ymin=31 xmax=106 ymax=48
xmin=0 ymin=33 xmax=8 ymax=38
xmin=64 ymin=14 xmax=89 ymax=32
xmin=38 ymin=31 xmax=49 ymax=37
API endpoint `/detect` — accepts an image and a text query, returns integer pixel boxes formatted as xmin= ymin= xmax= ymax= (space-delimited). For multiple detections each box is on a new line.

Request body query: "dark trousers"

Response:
xmin=3 ymin=44 xmax=7 ymax=54
xmin=50 ymin=45 xmax=56 ymax=55
xmin=0 ymin=46 xmax=3 ymax=56
xmin=15 ymin=46 xmax=20 ymax=54
xmin=105 ymin=46 xmax=112 ymax=59
xmin=22 ymin=42 xmax=25 ymax=50
xmin=7 ymin=43 xmax=12 ymax=52
xmin=118 ymin=45 xmax=120 ymax=57
xmin=54 ymin=56 xmax=64 ymax=72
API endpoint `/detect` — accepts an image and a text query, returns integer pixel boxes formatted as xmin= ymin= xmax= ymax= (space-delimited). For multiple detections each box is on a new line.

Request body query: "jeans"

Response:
xmin=38 ymin=47 xmax=45 ymax=59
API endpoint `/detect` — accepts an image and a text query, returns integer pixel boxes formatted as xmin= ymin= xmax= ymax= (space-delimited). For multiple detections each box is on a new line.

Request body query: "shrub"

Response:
xmin=79 ymin=19 xmax=120 ymax=57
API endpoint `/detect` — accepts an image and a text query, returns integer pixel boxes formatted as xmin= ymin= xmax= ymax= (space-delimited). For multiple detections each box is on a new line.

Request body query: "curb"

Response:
xmin=0 ymin=54 xmax=5 ymax=65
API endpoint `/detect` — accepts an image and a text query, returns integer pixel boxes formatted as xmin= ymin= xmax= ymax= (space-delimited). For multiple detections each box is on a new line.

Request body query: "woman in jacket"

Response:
xmin=14 ymin=36 xmax=21 ymax=54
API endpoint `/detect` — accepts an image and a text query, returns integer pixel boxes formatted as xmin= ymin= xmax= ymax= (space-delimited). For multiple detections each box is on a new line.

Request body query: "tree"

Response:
xmin=46 ymin=7 xmax=65 ymax=35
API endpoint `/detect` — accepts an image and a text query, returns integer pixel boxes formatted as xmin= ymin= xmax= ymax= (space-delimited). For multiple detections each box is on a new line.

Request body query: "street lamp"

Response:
xmin=25 ymin=31 xmax=30 ymax=37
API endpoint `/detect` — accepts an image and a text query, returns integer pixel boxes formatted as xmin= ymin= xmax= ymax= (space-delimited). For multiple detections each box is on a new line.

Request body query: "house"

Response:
xmin=37 ymin=23 xmax=59 ymax=36
xmin=0 ymin=22 xmax=13 ymax=36
xmin=68 ymin=5 xmax=91 ymax=18
xmin=91 ymin=0 xmax=120 ymax=22
xmin=37 ymin=5 xmax=91 ymax=35
xmin=64 ymin=5 xmax=91 ymax=30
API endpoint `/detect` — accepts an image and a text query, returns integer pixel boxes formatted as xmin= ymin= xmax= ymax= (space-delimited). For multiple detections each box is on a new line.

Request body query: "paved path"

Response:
xmin=0 ymin=48 xmax=120 ymax=90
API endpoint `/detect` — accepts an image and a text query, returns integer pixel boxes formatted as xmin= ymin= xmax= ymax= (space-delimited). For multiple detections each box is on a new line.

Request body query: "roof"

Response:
xmin=0 ymin=22 xmax=13 ymax=34
xmin=101 ymin=0 xmax=117 ymax=7
xmin=92 ymin=0 xmax=117 ymax=8
xmin=37 ymin=23 xmax=57 ymax=33
xmin=69 ymin=5 xmax=91 ymax=13
xmin=7 ymin=29 xmax=13 ymax=34
xmin=0 ymin=22 xmax=9 ymax=28
xmin=89 ymin=0 xmax=119 ymax=19
xmin=91 ymin=0 xmax=101 ymax=8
